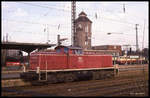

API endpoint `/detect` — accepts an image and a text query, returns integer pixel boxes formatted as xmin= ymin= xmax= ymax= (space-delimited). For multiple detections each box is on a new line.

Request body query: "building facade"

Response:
xmin=74 ymin=11 xmax=92 ymax=50
xmin=7 ymin=50 xmax=21 ymax=57
xmin=92 ymin=45 xmax=122 ymax=56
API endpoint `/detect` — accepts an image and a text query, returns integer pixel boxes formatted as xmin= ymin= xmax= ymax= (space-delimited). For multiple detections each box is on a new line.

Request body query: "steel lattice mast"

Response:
xmin=71 ymin=1 xmax=76 ymax=46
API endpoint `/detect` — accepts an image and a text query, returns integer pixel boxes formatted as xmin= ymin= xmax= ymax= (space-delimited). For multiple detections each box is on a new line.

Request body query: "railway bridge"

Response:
xmin=1 ymin=42 xmax=56 ymax=53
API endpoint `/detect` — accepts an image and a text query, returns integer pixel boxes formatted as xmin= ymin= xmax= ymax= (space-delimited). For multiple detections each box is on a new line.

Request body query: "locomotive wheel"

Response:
xmin=56 ymin=74 xmax=65 ymax=83
xmin=64 ymin=74 xmax=75 ymax=82
xmin=92 ymin=72 xmax=100 ymax=80
xmin=48 ymin=75 xmax=58 ymax=83
xmin=99 ymin=71 xmax=107 ymax=79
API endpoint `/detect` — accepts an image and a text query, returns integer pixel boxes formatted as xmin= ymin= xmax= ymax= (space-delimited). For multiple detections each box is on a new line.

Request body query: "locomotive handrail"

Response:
xmin=45 ymin=61 xmax=48 ymax=81
xmin=23 ymin=65 xmax=26 ymax=72
xmin=114 ymin=64 xmax=119 ymax=76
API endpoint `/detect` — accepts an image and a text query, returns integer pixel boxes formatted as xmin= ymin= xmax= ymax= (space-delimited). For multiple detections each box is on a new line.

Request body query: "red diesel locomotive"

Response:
xmin=20 ymin=45 xmax=118 ymax=83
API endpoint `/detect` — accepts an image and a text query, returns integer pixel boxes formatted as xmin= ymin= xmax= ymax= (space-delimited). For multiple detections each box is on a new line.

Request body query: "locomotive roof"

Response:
xmin=55 ymin=45 xmax=82 ymax=50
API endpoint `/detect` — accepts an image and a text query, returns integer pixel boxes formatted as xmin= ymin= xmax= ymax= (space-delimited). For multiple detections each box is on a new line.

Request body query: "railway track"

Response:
xmin=6 ymin=77 xmax=138 ymax=93
xmin=2 ymin=64 xmax=148 ymax=96
xmin=74 ymin=77 xmax=148 ymax=96
xmin=2 ymin=77 xmax=148 ymax=96
xmin=2 ymin=72 xmax=148 ymax=96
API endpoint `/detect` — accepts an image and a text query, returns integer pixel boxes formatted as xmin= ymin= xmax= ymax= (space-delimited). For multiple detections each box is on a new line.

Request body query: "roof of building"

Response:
xmin=79 ymin=11 xmax=87 ymax=16
xmin=92 ymin=45 xmax=121 ymax=47
xmin=75 ymin=11 xmax=92 ymax=23
xmin=2 ymin=42 xmax=56 ymax=53
xmin=55 ymin=45 xmax=82 ymax=50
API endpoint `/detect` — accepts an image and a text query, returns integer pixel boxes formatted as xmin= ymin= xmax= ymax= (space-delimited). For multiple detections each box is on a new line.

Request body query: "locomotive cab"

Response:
xmin=55 ymin=45 xmax=83 ymax=55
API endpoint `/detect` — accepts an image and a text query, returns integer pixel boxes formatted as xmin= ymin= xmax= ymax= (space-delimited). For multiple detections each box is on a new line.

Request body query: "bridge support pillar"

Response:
xmin=27 ymin=52 xmax=30 ymax=68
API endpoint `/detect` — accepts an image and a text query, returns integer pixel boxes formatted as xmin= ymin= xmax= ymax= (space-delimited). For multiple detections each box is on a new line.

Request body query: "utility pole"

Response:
xmin=47 ymin=26 xmax=49 ymax=44
xmin=2 ymin=35 xmax=6 ymax=66
xmin=4 ymin=33 xmax=9 ymax=66
xmin=142 ymin=20 xmax=146 ymax=52
xmin=57 ymin=34 xmax=68 ymax=46
xmin=135 ymin=24 xmax=139 ymax=52
xmin=123 ymin=44 xmax=131 ymax=65
xmin=141 ymin=20 xmax=146 ymax=65
xmin=3 ymin=35 xmax=5 ymax=42
xmin=57 ymin=34 xmax=61 ymax=46
xmin=71 ymin=1 xmax=76 ymax=46
xmin=123 ymin=44 xmax=130 ymax=55
xmin=6 ymin=33 xmax=9 ymax=42
xmin=6 ymin=33 xmax=9 ymax=57
xmin=45 ymin=24 xmax=50 ymax=44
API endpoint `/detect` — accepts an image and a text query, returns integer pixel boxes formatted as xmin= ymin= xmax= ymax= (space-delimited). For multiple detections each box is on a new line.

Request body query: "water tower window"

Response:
xmin=85 ymin=25 xmax=88 ymax=32
xmin=78 ymin=24 xmax=82 ymax=29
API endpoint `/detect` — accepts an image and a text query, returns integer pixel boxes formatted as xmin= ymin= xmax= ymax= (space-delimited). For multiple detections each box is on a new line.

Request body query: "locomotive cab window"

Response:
xmin=64 ymin=47 xmax=69 ymax=54
xmin=78 ymin=50 xmax=82 ymax=54
xmin=74 ymin=49 xmax=82 ymax=55
xmin=56 ymin=49 xmax=61 ymax=53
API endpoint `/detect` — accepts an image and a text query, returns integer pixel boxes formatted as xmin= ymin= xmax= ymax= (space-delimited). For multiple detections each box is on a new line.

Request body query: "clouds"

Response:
xmin=62 ymin=2 xmax=71 ymax=12
xmin=12 ymin=8 xmax=28 ymax=17
xmin=2 ymin=3 xmax=10 ymax=9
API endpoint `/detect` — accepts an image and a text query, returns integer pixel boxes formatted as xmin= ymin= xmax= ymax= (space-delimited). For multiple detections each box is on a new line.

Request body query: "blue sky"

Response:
xmin=2 ymin=1 xmax=149 ymax=51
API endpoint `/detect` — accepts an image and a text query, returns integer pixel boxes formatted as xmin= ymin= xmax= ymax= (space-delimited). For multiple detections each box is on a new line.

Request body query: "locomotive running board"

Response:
xmin=27 ymin=67 xmax=116 ymax=73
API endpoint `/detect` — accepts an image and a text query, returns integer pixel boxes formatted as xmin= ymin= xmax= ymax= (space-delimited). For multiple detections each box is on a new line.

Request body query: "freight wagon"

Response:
xmin=20 ymin=45 xmax=119 ymax=83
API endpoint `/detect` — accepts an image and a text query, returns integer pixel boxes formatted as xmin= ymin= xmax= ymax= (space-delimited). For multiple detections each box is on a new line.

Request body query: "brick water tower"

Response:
xmin=74 ymin=11 xmax=92 ymax=50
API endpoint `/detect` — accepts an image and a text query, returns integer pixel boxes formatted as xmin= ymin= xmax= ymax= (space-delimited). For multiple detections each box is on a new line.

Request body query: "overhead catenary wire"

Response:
xmin=2 ymin=14 xmax=144 ymax=45
xmin=2 ymin=18 xmax=70 ymax=28
xmin=20 ymin=2 xmax=70 ymax=12
xmin=77 ymin=2 xmax=147 ymax=20
xmin=15 ymin=2 xmax=146 ymax=34
xmin=18 ymin=2 xmax=145 ymax=27
xmin=3 ymin=17 xmax=144 ymax=38
xmin=4 ymin=16 xmax=141 ymax=34
xmin=17 ymin=2 xmax=148 ymax=27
